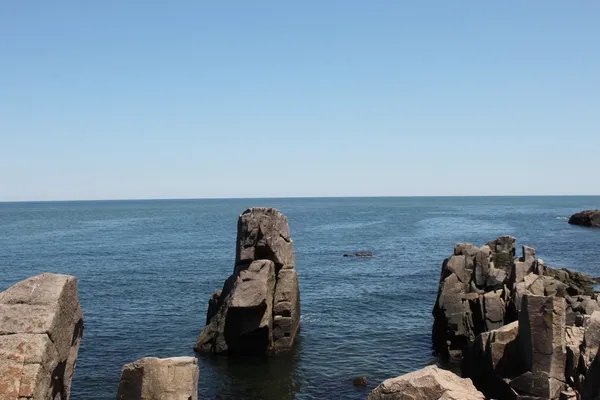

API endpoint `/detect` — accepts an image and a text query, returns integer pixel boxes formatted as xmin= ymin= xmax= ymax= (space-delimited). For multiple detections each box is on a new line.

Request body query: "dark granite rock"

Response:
xmin=511 ymin=295 xmax=566 ymax=399
xmin=432 ymin=236 xmax=517 ymax=360
xmin=436 ymin=236 xmax=599 ymax=400
xmin=195 ymin=208 xmax=300 ymax=355
xmin=467 ymin=321 xmax=523 ymax=398
xmin=352 ymin=376 xmax=368 ymax=387
xmin=568 ymin=210 xmax=600 ymax=228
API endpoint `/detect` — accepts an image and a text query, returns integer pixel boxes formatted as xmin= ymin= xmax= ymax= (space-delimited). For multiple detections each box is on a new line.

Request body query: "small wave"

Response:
xmin=300 ymin=314 xmax=321 ymax=323
xmin=311 ymin=220 xmax=386 ymax=232
xmin=556 ymin=217 xmax=568 ymax=220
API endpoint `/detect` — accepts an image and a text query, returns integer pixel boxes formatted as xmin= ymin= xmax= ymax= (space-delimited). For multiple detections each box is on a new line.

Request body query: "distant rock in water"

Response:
xmin=343 ymin=252 xmax=374 ymax=258
xmin=116 ymin=357 xmax=199 ymax=400
xmin=194 ymin=207 xmax=300 ymax=355
xmin=0 ymin=273 xmax=84 ymax=400
xmin=352 ymin=376 xmax=368 ymax=387
xmin=568 ymin=210 xmax=600 ymax=227
xmin=355 ymin=252 xmax=374 ymax=258
xmin=368 ymin=365 xmax=484 ymax=400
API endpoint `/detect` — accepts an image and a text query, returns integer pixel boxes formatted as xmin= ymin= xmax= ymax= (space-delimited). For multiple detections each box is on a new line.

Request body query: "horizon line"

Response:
xmin=1 ymin=194 xmax=600 ymax=204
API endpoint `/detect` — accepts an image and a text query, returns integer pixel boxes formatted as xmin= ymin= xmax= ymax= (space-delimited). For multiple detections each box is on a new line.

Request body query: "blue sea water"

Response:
xmin=1 ymin=196 xmax=599 ymax=399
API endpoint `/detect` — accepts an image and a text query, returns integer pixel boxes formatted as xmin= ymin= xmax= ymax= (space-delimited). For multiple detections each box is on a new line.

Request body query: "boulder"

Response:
xmin=482 ymin=290 xmax=506 ymax=331
xmin=471 ymin=321 xmax=521 ymax=375
xmin=581 ymin=347 xmax=600 ymax=400
xmin=368 ymin=365 xmax=484 ymax=400
xmin=353 ymin=376 xmax=368 ymax=387
xmin=565 ymin=326 xmax=584 ymax=383
xmin=195 ymin=259 xmax=276 ymax=354
xmin=235 ymin=207 xmax=295 ymax=269
xmin=116 ymin=357 xmax=199 ymax=400
xmin=568 ymin=210 xmax=600 ymax=228
xmin=195 ymin=208 xmax=300 ymax=355
xmin=582 ymin=311 xmax=600 ymax=369
xmin=543 ymin=266 xmax=595 ymax=296
xmin=272 ymin=268 xmax=301 ymax=350
xmin=466 ymin=321 xmax=523 ymax=398
xmin=510 ymin=295 xmax=567 ymax=399
xmin=0 ymin=273 xmax=84 ymax=400
xmin=432 ymin=237 xmax=518 ymax=359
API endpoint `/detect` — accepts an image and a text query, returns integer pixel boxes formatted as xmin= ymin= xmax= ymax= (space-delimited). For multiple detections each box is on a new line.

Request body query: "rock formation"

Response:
xmin=0 ymin=273 xmax=84 ymax=400
xmin=432 ymin=236 xmax=596 ymax=362
xmin=194 ymin=207 xmax=300 ymax=355
xmin=368 ymin=365 xmax=484 ymax=400
xmin=116 ymin=357 xmax=199 ymax=400
xmin=432 ymin=236 xmax=518 ymax=360
xmin=509 ymin=295 xmax=567 ymax=399
xmin=433 ymin=236 xmax=600 ymax=399
xmin=568 ymin=210 xmax=600 ymax=227
xmin=466 ymin=321 xmax=523 ymax=398
xmin=466 ymin=303 xmax=600 ymax=399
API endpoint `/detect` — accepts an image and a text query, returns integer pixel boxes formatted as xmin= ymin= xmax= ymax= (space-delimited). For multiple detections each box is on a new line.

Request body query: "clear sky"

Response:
xmin=1 ymin=1 xmax=599 ymax=201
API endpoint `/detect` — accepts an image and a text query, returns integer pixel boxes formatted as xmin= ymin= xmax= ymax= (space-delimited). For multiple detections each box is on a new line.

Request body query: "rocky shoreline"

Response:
xmin=370 ymin=236 xmax=599 ymax=399
xmin=1 ymin=211 xmax=599 ymax=399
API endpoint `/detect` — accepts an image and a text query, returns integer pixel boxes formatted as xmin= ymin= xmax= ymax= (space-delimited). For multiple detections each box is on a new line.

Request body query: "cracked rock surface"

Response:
xmin=0 ymin=273 xmax=83 ymax=400
xmin=195 ymin=208 xmax=300 ymax=355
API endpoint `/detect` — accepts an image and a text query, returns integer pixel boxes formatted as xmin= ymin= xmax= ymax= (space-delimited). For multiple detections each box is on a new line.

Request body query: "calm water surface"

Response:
xmin=1 ymin=197 xmax=599 ymax=399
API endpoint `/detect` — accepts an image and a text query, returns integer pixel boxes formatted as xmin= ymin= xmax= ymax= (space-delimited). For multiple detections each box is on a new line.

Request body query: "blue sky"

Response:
xmin=1 ymin=1 xmax=599 ymax=201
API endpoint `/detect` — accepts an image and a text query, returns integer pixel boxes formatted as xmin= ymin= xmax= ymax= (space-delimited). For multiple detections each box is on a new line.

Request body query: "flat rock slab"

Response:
xmin=116 ymin=357 xmax=199 ymax=400
xmin=0 ymin=273 xmax=83 ymax=400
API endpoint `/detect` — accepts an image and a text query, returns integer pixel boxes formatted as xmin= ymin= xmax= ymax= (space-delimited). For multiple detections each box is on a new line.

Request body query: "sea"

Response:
xmin=1 ymin=196 xmax=599 ymax=399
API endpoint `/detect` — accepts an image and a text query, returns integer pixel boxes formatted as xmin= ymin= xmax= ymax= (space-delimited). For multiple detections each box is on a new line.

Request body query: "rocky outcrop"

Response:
xmin=432 ymin=236 xmax=600 ymax=399
xmin=194 ymin=208 xmax=300 ymax=355
xmin=432 ymin=236 xmax=518 ymax=360
xmin=433 ymin=236 xmax=597 ymax=362
xmin=0 ymin=273 xmax=84 ymax=400
xmin=568 ymin=210 xmax=600 ymax=227
xmin=368 ymin=365 xmax=484 ymax=400
xmin=116 ymin=357 xmax=199 ymax=400
xmin=466 ymin=321 xmax=523 ymax=398
xmin=465 ymin=295 xmax=600 ymax=400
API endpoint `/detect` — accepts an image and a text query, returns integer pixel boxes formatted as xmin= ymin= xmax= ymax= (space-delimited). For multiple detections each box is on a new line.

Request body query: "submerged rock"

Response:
xmin=368 ymin=365 xmax=484 ymax=400
xmin=568 ymin=210 xmax=600 ymax=227
xmin=343 ymin=252 xmax=375 ymax=258
xmin=355 ymin=252 xmax=374 ymax=258
xmin=116 ymin=357 xmax=199 ymax=400
xmin=0 ymin=273 xmax=84 ymax=400
xmin=352 ymin=376 xmax=368 ymax=387
xmin=195 ymin=208 xmax=300 ymax=355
